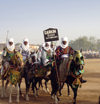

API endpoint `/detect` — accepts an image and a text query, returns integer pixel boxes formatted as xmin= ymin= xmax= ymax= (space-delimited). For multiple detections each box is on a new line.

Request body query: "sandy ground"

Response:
xmin=0 ymin=59 xmax=100 ymax=104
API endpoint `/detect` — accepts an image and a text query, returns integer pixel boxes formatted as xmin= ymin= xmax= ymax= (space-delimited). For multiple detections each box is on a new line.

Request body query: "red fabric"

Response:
xmin=55 ymin=46 xmax=73 ymax=57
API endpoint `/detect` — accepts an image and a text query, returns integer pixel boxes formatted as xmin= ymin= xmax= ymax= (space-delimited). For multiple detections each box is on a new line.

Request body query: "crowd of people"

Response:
xmin=0 ymin=36 xmax=73 ymax=75
xmin=82 ymin=50 xmax=100 ymax=59
xmin=0 ymin=36 xmax=87 ymax=84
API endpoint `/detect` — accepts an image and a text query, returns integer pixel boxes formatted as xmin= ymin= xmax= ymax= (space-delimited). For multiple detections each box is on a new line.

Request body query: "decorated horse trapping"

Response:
xmin=9 ymin=69 xmax=21 ymax=85
xmin=34 ymin=64 xmax=52 ymax=78
xmin=72 ymin=74 xmax=82 ymax=88
xmin=7 ymin=51 xmax=23 ymax=85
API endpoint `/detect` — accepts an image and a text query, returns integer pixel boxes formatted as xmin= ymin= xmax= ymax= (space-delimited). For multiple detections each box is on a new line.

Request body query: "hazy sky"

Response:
xmin=0 ymin=0 xmax=100 ymax=44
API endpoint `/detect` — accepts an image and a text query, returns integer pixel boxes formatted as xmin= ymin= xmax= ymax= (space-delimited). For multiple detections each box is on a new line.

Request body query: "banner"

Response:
xmin=43 ymin=28 xmax=59 ymax=42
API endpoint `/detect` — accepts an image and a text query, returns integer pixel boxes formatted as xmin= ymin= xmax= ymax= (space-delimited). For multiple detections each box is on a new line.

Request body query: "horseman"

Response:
xmin=37 ymin=45 xmax=42 ymax=64
xmin=41 ymin=42 xmax=52 ymax=67
xmin=1 ymin=38 xmax=15 ymax=76
xmin=55 ymin=37 xmax=74 ymax=71
xmin=20 ymin=38 xmax=30 ymax=63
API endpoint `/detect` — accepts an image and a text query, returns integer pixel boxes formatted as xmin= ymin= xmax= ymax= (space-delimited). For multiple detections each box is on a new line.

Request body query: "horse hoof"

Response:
xmin=47 ymin=88 xmax=50 ymax=93
xmin=68 ymin=94 xmax=71 ymax=97
xmin=4 ymin=93 xmax=8 ymax=97
xmin=16 ymin=100 xmax=19 ymax=103
xmin=43 ymin=88 xmax=48 ymax=93
xmin=51 ymin=95 xmax=55 ymax=99
xmin=33 ymin=94 xmax=38 ymax=98
xmin=9 ymin=100 xmax=12 ymax=103
xmin=26 ymin=96 xmax=29 ymax=101
xmin=55 ymin=96 xmax=59 ymax=104
xmin=1 ymin=95 xmax=4 ymax=98
xmin=72 ymin=99 xmax=76 ymax=104
xmin=26 ymin=98 xmax=29 ymax=101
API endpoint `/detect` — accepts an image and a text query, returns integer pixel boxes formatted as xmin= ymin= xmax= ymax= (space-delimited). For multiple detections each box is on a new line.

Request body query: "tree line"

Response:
xmin=69 ymin=36 xmax=100 ymax=51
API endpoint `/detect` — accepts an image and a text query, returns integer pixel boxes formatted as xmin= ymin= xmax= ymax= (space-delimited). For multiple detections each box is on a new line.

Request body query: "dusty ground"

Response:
xmin=0 ymin=59 xmax=100 ymax=104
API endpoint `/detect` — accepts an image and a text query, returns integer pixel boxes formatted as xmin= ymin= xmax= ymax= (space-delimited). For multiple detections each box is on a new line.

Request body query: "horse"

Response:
xmin=1 ymin=51 xmax=24 ymax=103
xmin=50 ymin=50 xmax=85 ymax=104
xmin=0 ymin=61 xmax=10 ymax=98
xmin=23 ymin=52 xmax=52 ymax=101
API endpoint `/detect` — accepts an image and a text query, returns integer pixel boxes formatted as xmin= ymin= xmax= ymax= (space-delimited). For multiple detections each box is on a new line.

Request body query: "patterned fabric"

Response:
xmin=34 ymin=64 xmax=51 ymax=77
xmin=70 ymin=51 xmax=85 ymax=88
xmin=1 ymin=51 xmax=23 ymax=86
xmin=9 ymin=52 xmax=23 ymax=85
xmin=3 ymin=47 xmax=15 ymax=62
xmin=9 ymin=70 xmax=20 ymax=85
xmin=72 ymin=74 xmax=82 ymax=88
xmin=0 ymin=62 xmax=10 ymax=80
xmin=55 ymin=46 xmax=74 ymax=58
xmin=11 ymin=51 xmax=23 ymax=66
xmin=58 ymin=58 xmax=69 ymax=82
xmin=20 ymin=45 xmax=30 ymax=62
xmin=55 ymin=46 xmax=74 ymax=82
xmin=22 ymin=50 xmax=29 ymax=58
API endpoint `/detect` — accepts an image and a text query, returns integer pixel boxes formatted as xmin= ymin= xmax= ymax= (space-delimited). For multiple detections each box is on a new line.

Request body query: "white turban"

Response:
xmin=43 ymin=42 xmax=51 ymax=51
xmin=61 ymin=37 xmax=69 ymax=48
xmin=22 ymin=38 xmax=29 ymax=51
xmin=7 ymin=38 xmax=15 ymax=51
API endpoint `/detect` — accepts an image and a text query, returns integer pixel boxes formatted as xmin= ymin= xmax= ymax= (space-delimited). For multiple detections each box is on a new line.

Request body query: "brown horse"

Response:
xmin=50 ymin=50 xmax=85 ymax=104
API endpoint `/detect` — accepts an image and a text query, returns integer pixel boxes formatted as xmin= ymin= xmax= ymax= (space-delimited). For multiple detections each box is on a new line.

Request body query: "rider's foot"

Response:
xmin=81 ymin=79 xmax=87 ymax=83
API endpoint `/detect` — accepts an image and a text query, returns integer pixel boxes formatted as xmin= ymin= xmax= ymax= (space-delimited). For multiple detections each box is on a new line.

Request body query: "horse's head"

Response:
xmin=12 ymin=51 xmax=24 ymax=68
xmin=73 ymin=50 xmax=84 ymax=74
xmin=30 ymin=52 xmax=37 ymax=63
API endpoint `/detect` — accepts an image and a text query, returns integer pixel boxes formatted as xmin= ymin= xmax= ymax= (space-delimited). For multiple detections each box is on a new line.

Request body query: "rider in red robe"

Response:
xmin=55 ymin=37 xmax=74 ymax=70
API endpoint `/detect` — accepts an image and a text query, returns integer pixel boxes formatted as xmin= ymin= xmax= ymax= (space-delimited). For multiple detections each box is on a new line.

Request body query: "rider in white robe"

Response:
xmin=20 ymin=38 xmax=30 ymax=62
xmin=41 ymin=42 xmax=52 ymax=66
xmin=1 ymin=38 xmax=15 ymax=75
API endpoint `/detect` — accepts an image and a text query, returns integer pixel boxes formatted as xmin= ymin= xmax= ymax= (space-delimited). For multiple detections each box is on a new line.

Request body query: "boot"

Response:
xmin=80 ymin=77 xmax=87 ymax=83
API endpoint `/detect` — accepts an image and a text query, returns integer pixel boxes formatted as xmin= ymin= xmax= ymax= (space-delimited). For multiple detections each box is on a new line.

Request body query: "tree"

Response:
xmin=69 ymin=36 xmax=99 ymax=51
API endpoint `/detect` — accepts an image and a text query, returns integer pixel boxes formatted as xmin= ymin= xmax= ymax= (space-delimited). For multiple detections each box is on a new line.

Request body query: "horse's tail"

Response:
xmin=99 ymin=96 xmax=100 ymax=104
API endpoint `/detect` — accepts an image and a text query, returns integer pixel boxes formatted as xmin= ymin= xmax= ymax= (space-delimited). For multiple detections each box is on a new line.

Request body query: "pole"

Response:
xmin=6 ymin=30 xmax=9 ymax=43
xmin=52 ymin=41 xmax=60 ymax=86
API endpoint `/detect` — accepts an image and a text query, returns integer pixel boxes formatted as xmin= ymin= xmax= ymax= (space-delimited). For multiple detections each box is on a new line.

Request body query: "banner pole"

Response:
xmin=52 ymin=41 xmax=60 ymax=86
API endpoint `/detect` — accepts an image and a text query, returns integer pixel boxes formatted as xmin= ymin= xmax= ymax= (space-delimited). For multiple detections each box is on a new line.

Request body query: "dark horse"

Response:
xmin=23 ymin=52 xmax=52 ymax=101
xmin=50 ymin=50 xmax=85 ymax=104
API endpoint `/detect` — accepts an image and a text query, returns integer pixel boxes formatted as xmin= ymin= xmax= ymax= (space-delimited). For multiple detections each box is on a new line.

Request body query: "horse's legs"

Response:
xmin=67 ymin=83 xmax=71 ymax=96
xmin=9 ymin=84 xmax=12 ymax=103
xmin=19 ymin=77 xmax=22 ymax=96
xmin=58 ymin=82 xmax=64 ymax=96
xmin=4 ymin=80 xmax=9 ymax=97
xmin=44 ymin=78 xmax=50 ymax=94
xmin=39 ymin=79 xmax=47 ymax=92
xmin=51 ymin=80 xmax=59 ymax=104
xmin=38 ymin=79 xmax=43 ymax=89
xmin=71 ymin=87 xmax=78 ymax=104
xmin=16 ymin=83 xmax=20 ymax=103
xmin=32 ymin=83 xmax=36 ymax=96
xmin=25 ymin=80 xmax=30 ymax=101
xmin=35 ymin=85 xmax=38 ymax=97
xmin=26 ymin=87 xmax=30 ymax=101
xmin=54 ymin=89 xmax=59 ymax=104
xmin=1 ymin=80 xmax=5 ymax=98
xmin=32 ymin=79 xmax=38 ymax=97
